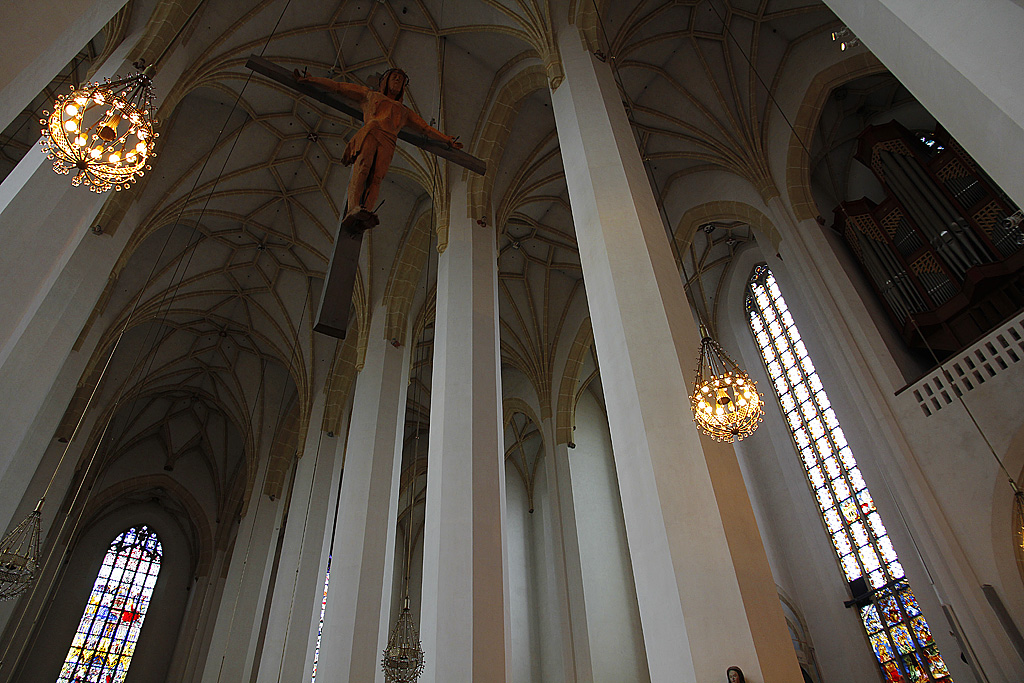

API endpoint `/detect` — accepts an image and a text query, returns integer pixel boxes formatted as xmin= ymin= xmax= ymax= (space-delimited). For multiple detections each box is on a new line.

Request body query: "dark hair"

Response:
xmin=727 ymin=666 xmax=746 ymax=683
xmin=378 ymin=68 xmax=408 ymax=102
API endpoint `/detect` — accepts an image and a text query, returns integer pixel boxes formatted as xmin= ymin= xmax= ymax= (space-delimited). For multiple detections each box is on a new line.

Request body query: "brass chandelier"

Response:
xmin=40 ymin=71 xmax=157 ymax=193
xmin=691 ymin=331 xmax=764 ymax=442
xmin=0 ymin=500 xmax=41 ymax=601
xmin=381 ymin=596 xmax=426 ymax=682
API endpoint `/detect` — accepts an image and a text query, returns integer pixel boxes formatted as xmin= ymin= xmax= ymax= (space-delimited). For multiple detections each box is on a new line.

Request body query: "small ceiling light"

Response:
xmin=831 ymin=26 xmax=860 ymax=51
xmin=691 ymin=332 xmax=764 ymax=442
xmin=40 ymin=71 xmax=158 ymax=193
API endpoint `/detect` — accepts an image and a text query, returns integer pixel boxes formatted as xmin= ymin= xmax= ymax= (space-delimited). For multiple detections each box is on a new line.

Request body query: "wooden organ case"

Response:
xmin=836 ymin=121 xmax=1024 ymax=357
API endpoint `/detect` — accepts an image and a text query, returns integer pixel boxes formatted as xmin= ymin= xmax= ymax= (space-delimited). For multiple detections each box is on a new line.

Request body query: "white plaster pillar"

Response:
xmin=418 ymin=186 xmax=512 ymax=682
xmin=0 ymin=42 xmax=138 ymax=521
xmin=0 ymin=0 xmax=128 ymax=132
xmin=540 ymin=418 xmax=593 ymax=682
xmin=254 ymin=383 xmax=343 ymax=682
xmin=199 ymin=455 xmax=291 ymax=683
xmin=317 ymin=306 xmax=411 ymax=682
xmin=549 ymin=26 xmax=803 ymax=682
xmin=822 ymin=0 xmax=1024 ymax=207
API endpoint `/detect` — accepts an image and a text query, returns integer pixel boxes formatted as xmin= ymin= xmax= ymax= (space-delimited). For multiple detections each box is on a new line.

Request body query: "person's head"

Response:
xmin=379 ymin=68 xmax=408 ymax=101
xmin=727 ymin=666 xmax=745 ymax=683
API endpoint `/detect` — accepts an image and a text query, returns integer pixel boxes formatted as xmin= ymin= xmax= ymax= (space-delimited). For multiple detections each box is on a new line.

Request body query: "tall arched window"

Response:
xmin=58 ymin=525 xmax=162 ymax=683
xmin=746 ymin=265 xmax=952 ymax=683
xmin=310 ymin=555 xmax=331 ymax=683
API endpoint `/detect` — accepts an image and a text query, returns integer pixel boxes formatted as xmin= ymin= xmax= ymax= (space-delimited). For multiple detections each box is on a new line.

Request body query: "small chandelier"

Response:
xmin=0 ymin=499 xmax=42 ymax=601
xmin=691 ymin=333 xmax=764 ymax=442
xmin=40 ymin=71 xmax=158 ymax=193
xmin=381 ymin=597 xmax=425 ymax=682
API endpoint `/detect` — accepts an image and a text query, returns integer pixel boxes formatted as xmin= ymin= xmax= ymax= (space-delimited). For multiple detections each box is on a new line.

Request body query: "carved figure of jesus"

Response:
xmin=297 ymin=68 xmax=462 ymax=226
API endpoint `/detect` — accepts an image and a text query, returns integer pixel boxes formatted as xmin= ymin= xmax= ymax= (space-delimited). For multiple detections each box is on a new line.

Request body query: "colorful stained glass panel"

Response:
xmin=57 ymin=526 xmax=161 ymax=683
xmin=746 ymin=265 xmax=952 ymax=682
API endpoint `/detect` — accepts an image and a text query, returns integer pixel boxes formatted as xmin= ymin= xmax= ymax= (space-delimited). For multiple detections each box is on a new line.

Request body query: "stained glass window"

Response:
xmin=746 ymin=265 xmax=952 ymax=683
xmin=310 ymin=555 xmax=331 ymax=683
xmin=58 ymin=525 xmax=162 ymax=683
xmin=918 ymin=133 xmax=945 ymax=154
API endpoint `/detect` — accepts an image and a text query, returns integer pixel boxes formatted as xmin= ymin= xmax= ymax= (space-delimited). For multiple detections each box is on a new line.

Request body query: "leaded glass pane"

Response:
xmin=311 ymin=555 xmax=331 ymax=683
xmin=746 ymin=265 xmax=951 ymax=683
xmin=57 ymin=526 xmax=162 ymax=683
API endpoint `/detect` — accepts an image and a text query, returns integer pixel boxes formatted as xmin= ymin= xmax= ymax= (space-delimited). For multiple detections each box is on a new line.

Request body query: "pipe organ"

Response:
xmin=837 ymin=122 xmax=1024 ymax=356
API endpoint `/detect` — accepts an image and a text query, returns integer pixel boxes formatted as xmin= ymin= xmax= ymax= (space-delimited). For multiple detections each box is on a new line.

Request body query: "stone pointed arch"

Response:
xmin=786 ymin=53 xmax=886 ymax=220
xmin=383 ymin=210 xmax=433 ymax=343
xmin=264 ymin=396 xmax=305 ymax=499
xmin=675 ymin=201 xmax=781 ymax=253
xmin=321 ymin=321 xmax=361 ymax=436
xmin=555 ymin=317 xmax=593 ymax=445
xmin=467 ymin=64 xmax=550 ymax=221
xmin=569 ymin=0 xmax=603 ymax=53
xmin=503 ymin=396 xmax=542 ymax=431
xmin=84 ymin=473 xmax=214 ymax=576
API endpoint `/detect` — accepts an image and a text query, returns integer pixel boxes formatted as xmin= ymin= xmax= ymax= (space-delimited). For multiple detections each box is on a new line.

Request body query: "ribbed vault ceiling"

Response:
xmin=69 ymin=0 xmax=846 ymax=511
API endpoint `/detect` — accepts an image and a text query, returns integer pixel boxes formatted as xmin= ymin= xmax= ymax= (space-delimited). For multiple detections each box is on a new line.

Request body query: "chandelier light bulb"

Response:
xmin=691 ymin=334 xmax=764 ymax=442
xmin=99 ymin=113 xmax=121 ymax=142
xmin=40 ymin=71 xmax=158 ymax=193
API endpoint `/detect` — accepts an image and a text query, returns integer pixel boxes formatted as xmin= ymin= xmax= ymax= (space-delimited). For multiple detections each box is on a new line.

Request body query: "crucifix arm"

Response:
xmin=405 ymin=111 xmax=463 ymax=149
xmin=297 ymin=75 xmax=369 ymax=103
xmin=247 ymin=56 xmax=485 ymax=174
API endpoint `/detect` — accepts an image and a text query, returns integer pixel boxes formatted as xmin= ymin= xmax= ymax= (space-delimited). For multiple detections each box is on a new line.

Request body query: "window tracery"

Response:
xmin=746 ymin=265 xmax=951 ymax=683
xmin=58 ymin=525 xmax=162 ymax=683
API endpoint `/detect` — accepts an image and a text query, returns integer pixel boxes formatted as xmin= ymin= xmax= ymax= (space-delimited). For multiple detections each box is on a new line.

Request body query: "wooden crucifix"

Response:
xmin=246 ymin=56 xmax=486 ymax=339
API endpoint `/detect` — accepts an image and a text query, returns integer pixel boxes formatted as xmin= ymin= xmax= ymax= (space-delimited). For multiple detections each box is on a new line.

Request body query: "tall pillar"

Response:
xmin=254 ymin=381 xmax=342 ymax=683
xmin=539 ymin=418 xmax=593 ymax=682
xmin=549 ymin=26 xmax=803 ymax=682
xmin=0 ymin=0 xmax=128 ymax=131
xmin=0 ymin=43 xmax=137 ymax=526
xmin=317 ymin=306 xmax=411 ymax=682
xmin=822 ymin=0 xmax=1024 ymax=207
xmin=419 ymin=186 xmax=512 ymax=682
xmin=199 ymin=453 xmax=291 ymax=683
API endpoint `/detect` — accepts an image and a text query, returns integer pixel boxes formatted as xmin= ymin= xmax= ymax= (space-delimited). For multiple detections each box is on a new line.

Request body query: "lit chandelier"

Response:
xmin=691 ymin=332 xmax=764 ymax=442
xmin=381 ymin=597 xmax=425 ymax=682
xmin=40 ymin=71 xmax=158 ymax=193
xmin=0 ymin=499 xmax=42 ymax=601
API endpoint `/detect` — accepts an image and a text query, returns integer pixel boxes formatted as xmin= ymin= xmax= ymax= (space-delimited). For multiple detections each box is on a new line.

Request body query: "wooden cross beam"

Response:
xmin=246 ymin=55 xmax=487 ymax=174
xmin=245 ymin=55 xmax=487 ymax=340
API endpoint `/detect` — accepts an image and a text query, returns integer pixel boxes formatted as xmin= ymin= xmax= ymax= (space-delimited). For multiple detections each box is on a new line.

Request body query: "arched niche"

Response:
xmin=10 ymin=497 xmax=198 ymax=683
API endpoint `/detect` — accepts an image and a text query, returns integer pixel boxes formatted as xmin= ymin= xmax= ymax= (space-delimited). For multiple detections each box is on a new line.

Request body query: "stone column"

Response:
xmin=199 ymin=454 xmax=291 ymax=683
xmin=418 ymin=186 xmax=512 ymax=682
xmin=0 ymin=45 xmax=138 ymax=520
xmin=254 ymin=381 xmax=343 ymax=683
xmin=549 ymin=26 xmax=803 ymax=682
xmin=0 ymin=0 xmax=128 ymax=131
xmin=540 ymin=418 xmax=593 ymax=682
xmin=317 ymin=306 xmax=411 ymax=682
